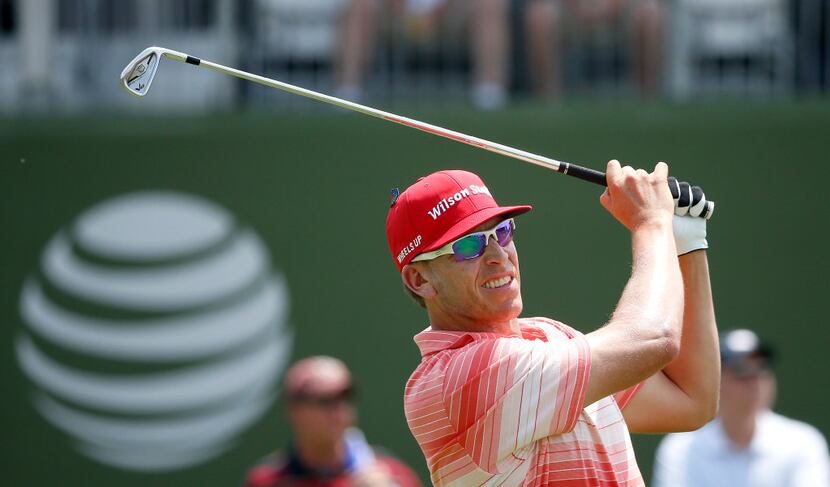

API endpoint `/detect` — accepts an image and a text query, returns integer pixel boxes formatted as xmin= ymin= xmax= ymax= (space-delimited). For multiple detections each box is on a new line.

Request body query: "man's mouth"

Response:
xmin=482 ymin=276 xmax=512 ymax=289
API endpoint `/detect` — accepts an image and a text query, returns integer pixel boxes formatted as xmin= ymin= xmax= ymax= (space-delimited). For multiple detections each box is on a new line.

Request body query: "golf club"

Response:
xmin=120 ymin=46 xmax=714 ymax=219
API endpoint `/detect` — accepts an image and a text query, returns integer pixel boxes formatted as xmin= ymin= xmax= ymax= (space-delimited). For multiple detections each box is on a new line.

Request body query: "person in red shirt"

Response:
xmin=385 ymin=163 xmax=719 ymax=486
xmin=242 ymin=356 xmax=423 ymax=487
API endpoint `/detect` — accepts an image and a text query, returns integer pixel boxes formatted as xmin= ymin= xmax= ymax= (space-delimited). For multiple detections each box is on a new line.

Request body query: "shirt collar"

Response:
xmin=413 ymin=320 xmax=551 ymax=357
xmin=283 ymin=442 xmax=355 ymax=479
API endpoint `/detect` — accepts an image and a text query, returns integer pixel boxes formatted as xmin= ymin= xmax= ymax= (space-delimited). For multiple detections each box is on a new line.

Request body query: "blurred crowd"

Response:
xmin=248 ymin=0 xmax=829 ymax=108
xmin=332 ymin=0 xmax=665 ymax=108
xmin=3 ymin=0 xmax=828 ymax=111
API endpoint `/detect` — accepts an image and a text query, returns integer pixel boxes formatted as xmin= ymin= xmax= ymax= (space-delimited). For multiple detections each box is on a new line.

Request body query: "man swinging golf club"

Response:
xmin=386 ymin=161 xmax=719 ymax=486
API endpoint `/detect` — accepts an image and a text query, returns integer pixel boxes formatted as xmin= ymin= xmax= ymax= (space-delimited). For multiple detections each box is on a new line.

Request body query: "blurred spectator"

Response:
xmin=334 ymin=0 xmax=511 ymax=109
xmin=793 ymin=0 xmax=830 ymax=92
xmin=242 ymin=356 xmax=423 ymax=487
xmin=653 ymin=329 xmax=830 ymax=487
xmin=522 ymin=0 xmax=664 ymax=98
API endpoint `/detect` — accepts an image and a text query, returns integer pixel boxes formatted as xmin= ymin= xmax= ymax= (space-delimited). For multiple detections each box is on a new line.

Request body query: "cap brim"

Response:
xmin=420 ymin=204 xmax=532 ymax=254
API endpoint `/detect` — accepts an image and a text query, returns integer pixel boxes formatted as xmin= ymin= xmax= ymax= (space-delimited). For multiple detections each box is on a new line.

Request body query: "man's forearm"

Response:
xmin=583 ymin=222 xmax=684 ymax=405
xmin=613 ymin=222 xmax=685 ymax=345
xmin=662 ymin=251 xmax=719 ymax=423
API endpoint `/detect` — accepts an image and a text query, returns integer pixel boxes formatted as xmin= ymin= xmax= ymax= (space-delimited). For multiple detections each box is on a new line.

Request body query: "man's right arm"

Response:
xmin=582 ymin=160 xmax=684 ymax=406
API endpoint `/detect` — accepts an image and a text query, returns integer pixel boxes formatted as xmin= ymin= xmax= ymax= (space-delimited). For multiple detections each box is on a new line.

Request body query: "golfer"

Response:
xmin=385 ymin=162 xmax=719 ymax=486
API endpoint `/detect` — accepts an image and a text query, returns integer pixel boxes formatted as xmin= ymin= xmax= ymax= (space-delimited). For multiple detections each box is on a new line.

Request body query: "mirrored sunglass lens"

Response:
xmin=495 ymin=220 xmax=514 ymax=246
xmin=452 ymin=234 xmax=487 ymax=260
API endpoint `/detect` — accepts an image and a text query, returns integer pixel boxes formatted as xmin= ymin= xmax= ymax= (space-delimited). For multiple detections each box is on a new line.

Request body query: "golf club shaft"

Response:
xmin=164 ymin=52 xmax=608 ymax=186
xmin=158 ymin=50 xmax=713 ymax=218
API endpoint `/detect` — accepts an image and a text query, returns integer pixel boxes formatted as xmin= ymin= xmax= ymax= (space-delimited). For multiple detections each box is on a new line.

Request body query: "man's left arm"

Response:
xmin=622 ymin=249 xmax=720 ymax=432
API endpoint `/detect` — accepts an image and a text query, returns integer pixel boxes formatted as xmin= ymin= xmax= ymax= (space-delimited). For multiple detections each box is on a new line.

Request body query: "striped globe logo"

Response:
xmin=15 ymin=191 xmax=292 ymax=472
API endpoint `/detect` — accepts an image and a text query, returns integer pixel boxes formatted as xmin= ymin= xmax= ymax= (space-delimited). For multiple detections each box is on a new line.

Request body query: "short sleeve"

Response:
xmin=440 ymin=333 xmax=590 ymax=472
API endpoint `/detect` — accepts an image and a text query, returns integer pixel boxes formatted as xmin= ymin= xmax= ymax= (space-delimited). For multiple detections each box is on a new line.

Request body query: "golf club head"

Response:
xmin=120 ymin=47 xmax=163 ymax=97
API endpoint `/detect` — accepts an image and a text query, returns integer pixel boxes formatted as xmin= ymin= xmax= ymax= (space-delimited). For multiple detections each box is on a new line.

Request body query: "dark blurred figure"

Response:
xmin=653 ymin=329 xmax=830 ymax=487
xmin=522 ymin=0 xmax=664 ymax=98
xmin=793 ymin=0 xmax=830 ymax=92
xmin=243 ymin=356 xmax=423 ymax=487
xmin=334 ymin=0 xmax=511 ymax=109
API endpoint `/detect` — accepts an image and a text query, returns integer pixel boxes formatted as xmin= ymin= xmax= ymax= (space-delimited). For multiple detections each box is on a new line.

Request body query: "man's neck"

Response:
xmin=428 ymin=312 xmax=521 ymax=335
xmin=293 ymin=438 xmax=346 ymax=471
xmin=720 ymin=409 xmax=758 ymax=451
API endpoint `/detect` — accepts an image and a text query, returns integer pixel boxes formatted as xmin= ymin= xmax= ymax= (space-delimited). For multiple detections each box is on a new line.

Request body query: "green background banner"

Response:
xmin=2 ymin=101 xmax=828 ymax=485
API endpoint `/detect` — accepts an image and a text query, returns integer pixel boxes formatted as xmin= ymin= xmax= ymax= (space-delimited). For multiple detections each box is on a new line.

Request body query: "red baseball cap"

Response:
xmin=386 ymin=170 xmax=532 ymax=271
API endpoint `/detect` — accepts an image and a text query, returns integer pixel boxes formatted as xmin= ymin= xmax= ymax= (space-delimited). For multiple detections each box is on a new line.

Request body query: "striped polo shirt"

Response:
xmin=404 ymin=317 xmax=644 ymax=486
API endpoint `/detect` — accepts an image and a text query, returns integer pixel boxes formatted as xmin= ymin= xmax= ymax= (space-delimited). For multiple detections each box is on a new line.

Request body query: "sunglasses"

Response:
xmin=289 ymin=387 xmax=355 ymax=408
xmin=723 ymin=356 xmax=772 ymax=378
xmin=411 ymin=218 xmax=516 ymax=263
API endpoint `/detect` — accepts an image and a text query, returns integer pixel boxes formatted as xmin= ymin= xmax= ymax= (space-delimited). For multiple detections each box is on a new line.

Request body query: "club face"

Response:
xmin=120 ymin=49 xmax=160 ymax=97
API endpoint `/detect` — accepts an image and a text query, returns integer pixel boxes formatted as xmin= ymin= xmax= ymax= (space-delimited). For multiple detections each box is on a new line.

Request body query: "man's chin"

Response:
xmin=488 ymin=298 xmax=523 ymax=322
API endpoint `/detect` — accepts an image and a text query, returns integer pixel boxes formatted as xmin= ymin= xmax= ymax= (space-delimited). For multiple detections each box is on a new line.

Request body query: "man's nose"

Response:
xmin=483 ymin=236 xmax=509 ymax=264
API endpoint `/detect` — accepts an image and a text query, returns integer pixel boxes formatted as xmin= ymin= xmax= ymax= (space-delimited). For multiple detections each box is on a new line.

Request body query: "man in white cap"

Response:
xmin=653 ymin=329 xmax=830 ymax=487
xmin=386 ymin=161 xmax=719 ymax=486
xmin=243 ymin=356 xmax=423 ymax=487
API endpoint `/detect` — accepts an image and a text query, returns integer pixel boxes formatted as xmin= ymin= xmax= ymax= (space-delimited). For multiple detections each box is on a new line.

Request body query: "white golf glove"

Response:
xmin=668 ymin=177 xmax=710 ymax=256
xmin=673 ymin=215 xmax=707 ymax=255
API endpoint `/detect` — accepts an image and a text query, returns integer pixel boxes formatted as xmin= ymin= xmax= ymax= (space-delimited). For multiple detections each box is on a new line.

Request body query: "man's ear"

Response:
xmin=401 ymin=263 xmax=437 ymax=301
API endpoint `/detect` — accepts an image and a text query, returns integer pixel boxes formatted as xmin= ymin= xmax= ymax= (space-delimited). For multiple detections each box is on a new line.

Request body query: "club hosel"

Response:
xmin=159 ymin=48 xmax=190 ymax=63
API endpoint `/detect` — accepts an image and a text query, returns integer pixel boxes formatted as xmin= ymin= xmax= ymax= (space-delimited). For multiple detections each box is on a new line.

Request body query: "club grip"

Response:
xmin=557 ymin=162 xmax=608 ymax=186
xmin=559 ymin=162 xmax=715 ymax=219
